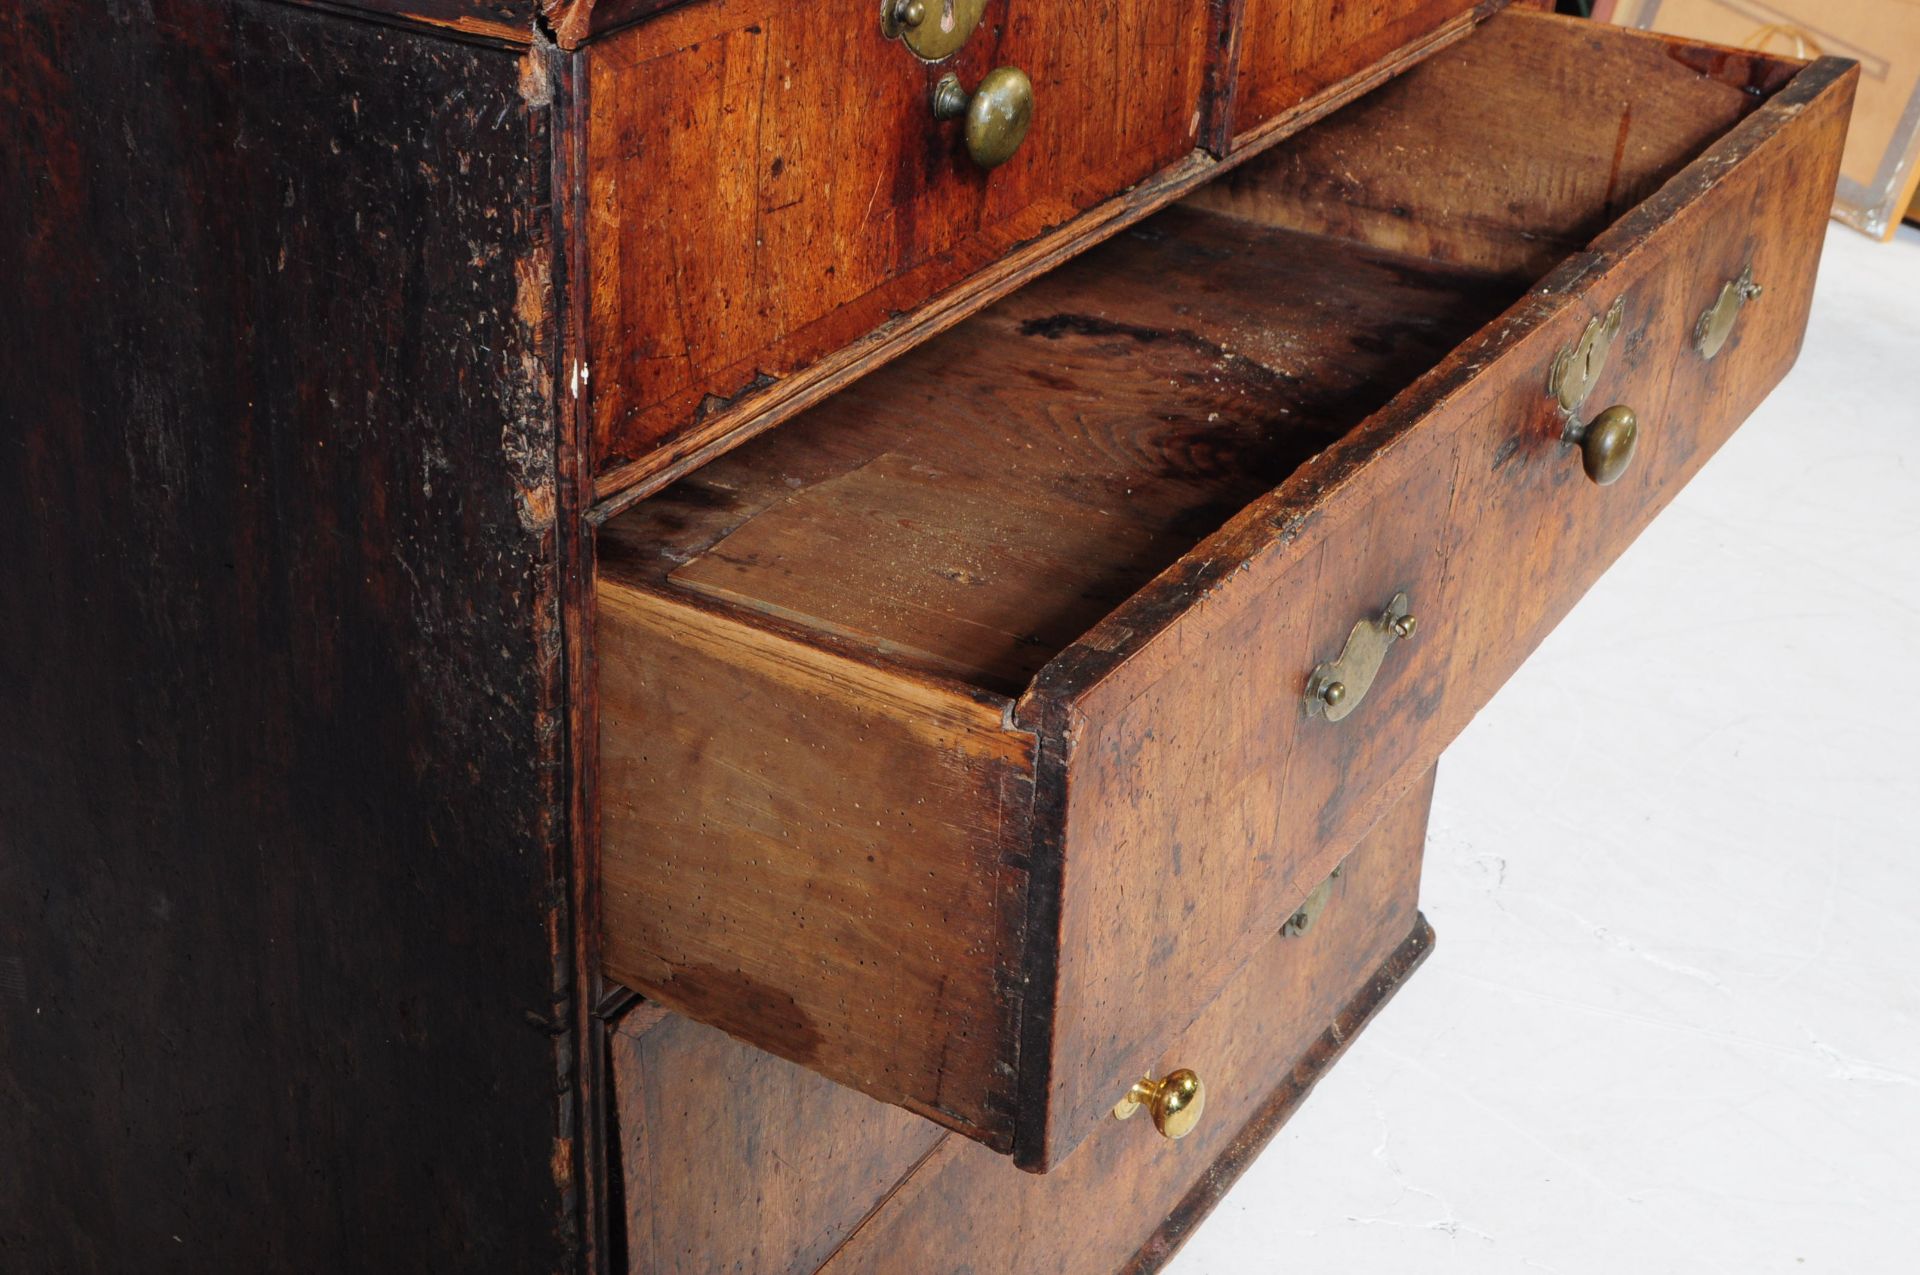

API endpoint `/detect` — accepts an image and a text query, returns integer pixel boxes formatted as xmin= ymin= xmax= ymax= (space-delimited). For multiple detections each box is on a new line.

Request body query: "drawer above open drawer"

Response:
xmin=584 ymin=0 xmax=1214 ymax=491
xmin=594 ymin=10 xmax=1853 ymax=1172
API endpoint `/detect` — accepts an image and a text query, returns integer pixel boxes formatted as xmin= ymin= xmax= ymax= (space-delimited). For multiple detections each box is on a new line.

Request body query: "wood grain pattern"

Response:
xmin=594 ymin=11 xmax=1852 ymax=1176
xmin=286 ymin=0 xmax=540 ymax=43
xmin=1012 ymin=13 xmax=1856 ymax=1169
xmin=595 ymin=583 xmax=1035 ymax=1148
xmin=606 ymin=212 xmax=1516 ymax=694
xmin=583 ymin=2 xmax=1523 ymax=513
xmin=1232 ymin=0 xmax=1483 ymax=142
xmin=585 ymin=0 xmax=1213 ymax=481
xmin=1196 ymin=9 xmax=1798 ymax=274
xmin=610 ymin=1009 xmax=946 ymax=1275
xmin=607 ymin=769 xmax=1433 ymax=1275
xmin=0 ymin=3 xmax=574 ymax=1269
xmin=819 ymin=768 xmax=1435 ymax=1275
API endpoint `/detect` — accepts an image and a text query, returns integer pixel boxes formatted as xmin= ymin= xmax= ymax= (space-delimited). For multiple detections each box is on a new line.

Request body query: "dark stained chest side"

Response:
xmin=0 ymin=3 xmax=574 ymax=1269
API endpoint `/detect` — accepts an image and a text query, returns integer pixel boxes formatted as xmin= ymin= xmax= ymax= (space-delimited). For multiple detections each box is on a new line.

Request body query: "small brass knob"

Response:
xmin=932 ymin=67 xmax=1034 ymax=170
xmin=1319 ymin=681 xmax=1348 ymax=709
xmin=1392 ymin=614 xmax=1417 ymax=640
xmin=1569 ymin=404 xmax=1639 ymax=486
xmin=1113 ymin=1068 xmax=1206 ymax=1140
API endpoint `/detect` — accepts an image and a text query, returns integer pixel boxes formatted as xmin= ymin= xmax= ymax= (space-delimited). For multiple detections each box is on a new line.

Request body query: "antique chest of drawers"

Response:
xmin=1 ymin=0 xmax=1852 ymax=1270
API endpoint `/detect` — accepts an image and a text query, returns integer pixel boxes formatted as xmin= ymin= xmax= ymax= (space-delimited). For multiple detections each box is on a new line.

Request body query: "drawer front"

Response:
xmin=1437 ymin=51 xmax=1846 ymax=712
xmin=586 ymin=0 xmax=1213 ymax=484
xmin=820 ymin=769 xmax=1433 ymax=1275
xmin=1017 ymin=20 xmax=1853 ymax=1169
xmin=1228 ymin=0 xmax=1483 ymax=144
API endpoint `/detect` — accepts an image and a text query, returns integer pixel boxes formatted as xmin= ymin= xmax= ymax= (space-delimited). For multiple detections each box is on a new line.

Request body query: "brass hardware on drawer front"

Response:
xmin=1695 ymin=265 xmax=1763 ymax=360
xmin=1113 ymin=1068 xmax=1206 ymax=1140
xmin=882 ymin=0 xmax=986 ymax=62
xmin=1565 ymin=404 xmax=1639 ymax=486
xmin=1305 ymin=593 xmax=1416 ymax=722
xmin=1282 ymin=863 xmax=1343 ymax=938
xmin=933 ymin=68 xmax=1034 ymax=170
xmin=1548 ymin=298 xmax=1625 ymax=415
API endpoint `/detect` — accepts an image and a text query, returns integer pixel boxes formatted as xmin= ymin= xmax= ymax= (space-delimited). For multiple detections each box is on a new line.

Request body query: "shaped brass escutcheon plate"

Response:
xmin=1305 ymin=592 xmax=1417 ymax=723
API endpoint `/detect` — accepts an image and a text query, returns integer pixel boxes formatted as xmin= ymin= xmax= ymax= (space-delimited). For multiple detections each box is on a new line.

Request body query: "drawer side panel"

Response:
xmin=597 ymin=584 xmax=1034 ymax=1145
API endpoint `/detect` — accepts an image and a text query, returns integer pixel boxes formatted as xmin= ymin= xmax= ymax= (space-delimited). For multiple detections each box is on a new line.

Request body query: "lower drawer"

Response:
xmin=595 ymin=9 xmax=1854 ymax=1171
xmin=611 ymin=769 xmax=1436 ymax=1275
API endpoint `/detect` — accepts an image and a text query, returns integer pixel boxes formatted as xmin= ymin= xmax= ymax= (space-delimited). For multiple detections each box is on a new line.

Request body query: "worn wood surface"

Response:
xmin=1012 ymin=14 xmax=1855 ymax=1169
xmin=819 ymin=769 xmax=1435 ymax=1275
xmin=605 ymin=769 xmax=1431 ymax=1275
xmin=282 ymin=0 xmax=541 ymax=43
xmin=583 ymin=2 xmax=1521 ymax=513
xmin=595 ymin=583 xmax=1035 ymax=1148
xmin=1195 ymin=10 xmax=1797 ymax=274
xmin=0 ymin=2 xmax=575 ymax=1270
xmin=585 ymin=0 xmax=1213 ymax=482
xmin=609 ymin=212 xmax=1515 ymax=695
xmin=1232 ymin=0 xmax=1483 ymax=142
xmin=593 ymin=12 xmax=1849 ymax=1177
xmin=610 ymin=1008 xmax=946 ymax=1275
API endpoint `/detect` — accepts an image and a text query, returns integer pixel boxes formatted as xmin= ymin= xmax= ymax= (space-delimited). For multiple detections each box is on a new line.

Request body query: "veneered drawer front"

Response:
xmin=586 ymin=0 xmax=1213 ymax=487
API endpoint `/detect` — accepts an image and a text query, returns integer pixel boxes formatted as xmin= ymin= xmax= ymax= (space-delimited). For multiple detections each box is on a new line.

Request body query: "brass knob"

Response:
xmin=1113 ymin=1068 xmax=1206 ymax=1140
xmin=1568 ymin=404 xmax=1638 ymax=486
xmin=1319 ymin=681 xmax=1347 ymax=709
xmin=932 ymin=67 xmax=1034 ymax=170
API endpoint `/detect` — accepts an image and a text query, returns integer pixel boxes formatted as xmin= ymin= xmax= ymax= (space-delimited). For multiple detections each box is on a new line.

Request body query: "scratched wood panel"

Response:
xmin=819 ymin=770 xmax=1435 ymax=1275
xmin=615 ymin=210 xmax=1516 ymax=695
xmin=585 ymin=0 xmax=1213 ymax=482
xmin=1016 ymin=16 xmax=1855 ymax=1168
xmin=610 ymin=1009 xmax=946 ymax=1275
xmin=0 ymin=2 xmax=572 ymax=1268
xmin=607 ymin=771 xmax=1433 ymax=1275
xmin=1231 ymin=0 xmax=1485 ymax=143
xmin=595 ymin=11 xmax=1852 ymax=1175
xmin=1199 ymin=9 xmax=1797 ymax=273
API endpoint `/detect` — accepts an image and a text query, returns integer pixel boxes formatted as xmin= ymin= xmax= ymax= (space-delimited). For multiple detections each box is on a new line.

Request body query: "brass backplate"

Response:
xmin=1695 ymin=265 xmax=1762 ymax=361
xmin=1282 ymin=862 xmax=1344 ymax=938
xmin=882 ymin=0 xmax=986 ymax=62
xmin=1548 ymin=298 xmax=1625 ymax=415
xmin=1305 ymin=592 xmax=1414 ymax=723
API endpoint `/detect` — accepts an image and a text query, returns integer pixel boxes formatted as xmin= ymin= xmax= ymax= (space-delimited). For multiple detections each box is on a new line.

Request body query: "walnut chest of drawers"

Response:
xmin=0 ymin=0 xmax=1852 ymax=1270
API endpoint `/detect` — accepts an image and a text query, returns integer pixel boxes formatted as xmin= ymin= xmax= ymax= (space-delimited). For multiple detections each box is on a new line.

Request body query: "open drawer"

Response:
xmin=595 ymin=10 xmax=1853 ymax=1172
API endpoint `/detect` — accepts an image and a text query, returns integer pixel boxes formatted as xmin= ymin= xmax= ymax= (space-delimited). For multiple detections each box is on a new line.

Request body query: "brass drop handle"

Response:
xmin=1113 ymin=1068 xmax=1206 ymax=1140
xmin=933 ymin=67 xmax=1034 ymax=170
xmin=1566 ymin=404 xmax=1639 ymax=486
